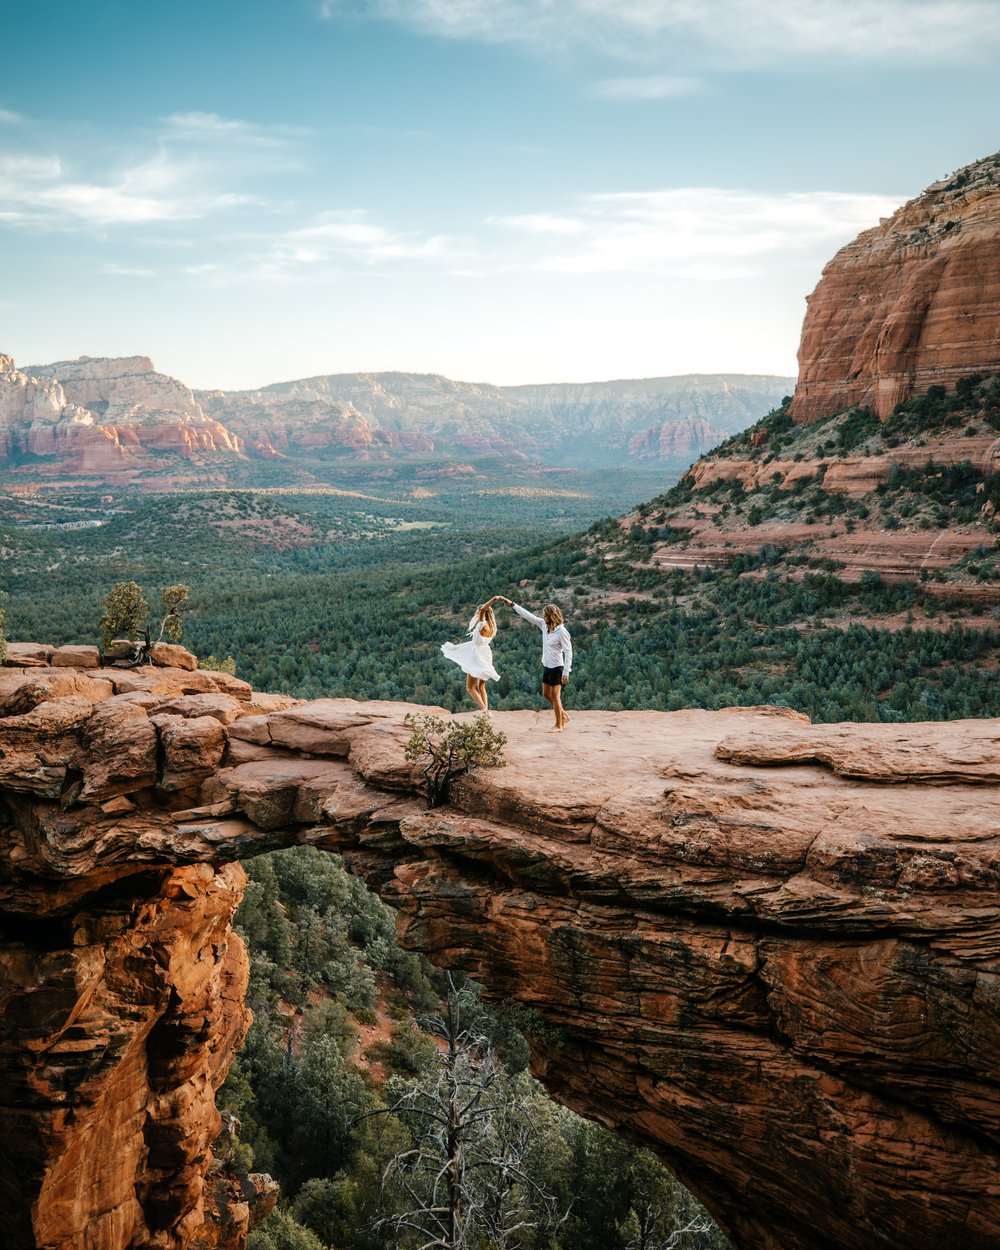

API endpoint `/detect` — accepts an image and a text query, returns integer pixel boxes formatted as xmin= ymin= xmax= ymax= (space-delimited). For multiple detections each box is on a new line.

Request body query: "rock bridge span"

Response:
xmin=0 ymin=645 xmax=998 ymax=1250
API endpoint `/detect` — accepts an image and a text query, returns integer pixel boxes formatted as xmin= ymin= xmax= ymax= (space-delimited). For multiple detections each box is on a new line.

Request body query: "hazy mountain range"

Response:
xmin=0 ymin=353 xmax=794 ymax=488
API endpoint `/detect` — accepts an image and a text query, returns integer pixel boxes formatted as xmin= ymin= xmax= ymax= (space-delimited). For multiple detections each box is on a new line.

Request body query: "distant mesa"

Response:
xmin=790 ymin=151 xmax=1000 ymax=423
xmin=0 ymin=353 xmax=243 ymax=483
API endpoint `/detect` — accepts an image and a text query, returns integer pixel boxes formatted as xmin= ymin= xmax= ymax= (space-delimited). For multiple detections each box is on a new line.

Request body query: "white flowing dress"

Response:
xmin=441 ymin=619 xmax=500 ymax=681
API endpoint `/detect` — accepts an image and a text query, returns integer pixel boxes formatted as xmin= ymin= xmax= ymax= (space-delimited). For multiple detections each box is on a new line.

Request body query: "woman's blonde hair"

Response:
xmin=542 ymin=603 xmax=563 ymax=628
xmin=478 ymin=605 xmax=497 ymax=633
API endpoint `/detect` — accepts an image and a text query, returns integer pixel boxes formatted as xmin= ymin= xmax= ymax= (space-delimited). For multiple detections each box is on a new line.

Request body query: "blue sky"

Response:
xmin=2 ymin=0 xmax=999 ymax=389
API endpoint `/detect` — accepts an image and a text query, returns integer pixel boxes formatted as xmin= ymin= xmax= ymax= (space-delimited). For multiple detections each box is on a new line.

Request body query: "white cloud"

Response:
xmin=321 ymin=0 xmax=1000 ymax=66
xmin=0 ymin=153 xmax=186 ymax=226
xmin=487 ymin=212 xmax=587 ymax=235
xmin=490 ymin=187 xmax=902 ymax=275
xmin=0 ymin=112 xmax=293 ymax=232
xmin=175 ymin=184 xmax=899 ymax=287
xmin=161 ymin=112 xmax=312 ymax=146
xmin=591 ymin=75 xmax=704 ymax=99
xmin=263 ymin=210 xmax=470 ymax=273
xmin=103 ymin=264 xmax=157 ymax=277
xmin=0 ymin=109 xmax=24 ymax=124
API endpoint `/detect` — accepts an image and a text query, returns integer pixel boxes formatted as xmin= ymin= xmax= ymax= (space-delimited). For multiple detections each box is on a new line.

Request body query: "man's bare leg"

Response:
xmin=542 ymin=682 xmax=563 ymax=730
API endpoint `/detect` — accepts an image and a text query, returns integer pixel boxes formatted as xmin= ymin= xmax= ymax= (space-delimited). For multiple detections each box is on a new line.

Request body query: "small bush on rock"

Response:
xmin=99 ymin=581 xmax=190 ymax=657
xmin=404 ymin=712 xmax=507 ymax=808
xmin=99 ymin=582 xmax=149 ymax=652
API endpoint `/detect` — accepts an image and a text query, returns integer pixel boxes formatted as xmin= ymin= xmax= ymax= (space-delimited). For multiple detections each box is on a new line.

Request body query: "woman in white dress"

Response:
xmin=440 ymin=596 xmax=505 ymax=712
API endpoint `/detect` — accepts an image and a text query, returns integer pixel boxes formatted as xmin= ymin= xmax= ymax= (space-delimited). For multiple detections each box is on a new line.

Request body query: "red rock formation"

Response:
xmin=2 ymin=357 xmax=791 ymax=484
xmin=197 ymin=372 xmax=793 ymax=471
xmin=1 ymin=658 xmax=999 ymax=1250
xmin=0 ymin=656 xmax=279 ymax=1250
xmin=0 ymin=355 xmax=246 ymax=483
xmin=628 ymin=416 xmax=727 ymax=461
xmin=688 ymin=436 xmax=997 ymax=499
xmin=790 ymin=152 xmax=1000 ymax=423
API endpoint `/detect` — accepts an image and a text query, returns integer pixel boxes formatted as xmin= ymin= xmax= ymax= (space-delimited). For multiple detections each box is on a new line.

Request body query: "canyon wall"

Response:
xmin=201 ymin=370 xmax=793 ymax=469
xmin=790 ymin=152 xmax=1000 ymax=423
xmin=1 ymin=650 xmax=998 ymax=1250
xmin=0 ymin=354 xmax=793 ymax=485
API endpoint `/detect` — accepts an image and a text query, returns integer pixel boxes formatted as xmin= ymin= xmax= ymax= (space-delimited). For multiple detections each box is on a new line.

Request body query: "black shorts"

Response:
xmin=542 ymin=665 xmax=564 ymax=685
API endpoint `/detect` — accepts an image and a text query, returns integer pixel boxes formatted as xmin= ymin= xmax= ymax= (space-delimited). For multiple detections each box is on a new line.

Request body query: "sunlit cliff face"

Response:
xmin=790 ymin=153 xmax=1000 ymax=424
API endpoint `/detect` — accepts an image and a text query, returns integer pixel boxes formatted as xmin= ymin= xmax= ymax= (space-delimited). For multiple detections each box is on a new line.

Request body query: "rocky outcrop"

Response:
xmin=688 ymin=435 xmax=998 ymax=499
xmin=0 ymin=355 xmax=245 ymax=482
xmin=29 ymin=357 xmax=205 ymax=426
xmin=1 ymin=655 xmax=998 ymax=1250
xmin=0 ymin=656 xmax=283 ymax=1250
xmin=790 ymin=152 xmax=1000 ymax=423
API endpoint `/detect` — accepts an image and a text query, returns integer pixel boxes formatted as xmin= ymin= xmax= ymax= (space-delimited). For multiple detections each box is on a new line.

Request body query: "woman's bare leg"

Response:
xmin=476 ymin=679 xmax=489 ymax=711
xmin=466 ymin=675 xmax=487 ymax=711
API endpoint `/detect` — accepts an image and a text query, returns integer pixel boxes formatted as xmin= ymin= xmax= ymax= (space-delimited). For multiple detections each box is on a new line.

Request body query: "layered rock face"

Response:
xmin=0 ymin=652 xmax=287 ymax=1250
xmin=0 ymin=355 xmax=244 ymax=482
xmin=790 ymin=152 xmax=1000 ymax=423
xmin=1 ymin=653 xmax=998 ymax=1250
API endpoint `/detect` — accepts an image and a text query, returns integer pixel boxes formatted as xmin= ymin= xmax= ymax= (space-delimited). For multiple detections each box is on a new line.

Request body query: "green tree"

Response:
xmin=404 ymin=712 xmax=507 ymax=807
xmin=99 ymin=580 xmax=149 ymax=651
xmin=98 ymin=580 xmax=191 ymax=657
xmin=158 ymin=582 xmax=189 ymax=641
xmin=248 ymin=1206 xmax=325 ymax=1250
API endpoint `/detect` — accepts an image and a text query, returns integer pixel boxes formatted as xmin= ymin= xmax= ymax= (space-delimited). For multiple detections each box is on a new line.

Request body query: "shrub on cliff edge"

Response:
xmin=404 ymin=712 xmax=507 ymax=807
xmin=99 ymin=581 xmax=190 ymax=654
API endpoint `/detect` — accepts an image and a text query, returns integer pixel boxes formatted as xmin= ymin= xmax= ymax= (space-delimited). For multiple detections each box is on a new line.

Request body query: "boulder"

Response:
xmin=51 ymin=644 xmax=100 ymax=669
xmin=150 ymin=642 xmax=199 ymax=671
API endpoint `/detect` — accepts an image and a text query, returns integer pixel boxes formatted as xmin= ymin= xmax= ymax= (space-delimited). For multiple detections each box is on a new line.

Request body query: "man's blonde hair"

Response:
xmin=543 ymin=603 xmax=563 ymax=628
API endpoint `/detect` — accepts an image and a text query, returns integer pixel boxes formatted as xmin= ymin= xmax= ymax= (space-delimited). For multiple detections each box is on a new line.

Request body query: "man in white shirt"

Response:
xmin=501 ymin=598 xmax=573 ymax=731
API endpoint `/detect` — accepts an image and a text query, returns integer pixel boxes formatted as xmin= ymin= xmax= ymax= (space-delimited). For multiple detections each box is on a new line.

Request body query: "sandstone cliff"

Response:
xmin=1 ymin=650 xmax=997 ymax=1250
xmin=790 ymin=151 xmax=1000 ymax=423
xmin=0 ymin=355 xmax=245 ymax=483
xmin=627 ymin=373 xmax=1000 ymax=607
xmin=612 ymin=156 xmax=1000 ymax=608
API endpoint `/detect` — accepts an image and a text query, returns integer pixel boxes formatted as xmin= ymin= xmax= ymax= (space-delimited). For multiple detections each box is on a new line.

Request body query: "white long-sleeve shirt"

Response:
xmin=513 ymin=604 xmax=572 ymax=675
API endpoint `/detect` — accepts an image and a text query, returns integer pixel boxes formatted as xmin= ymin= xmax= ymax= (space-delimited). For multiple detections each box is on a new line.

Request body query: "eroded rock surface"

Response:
xmin=0 ymin=355 xmax=245 ymax=483
xmin=0 ymin=657 xmax=998 ymax=1250
xmin=790 ymin=152 xmax=1000 ymax=422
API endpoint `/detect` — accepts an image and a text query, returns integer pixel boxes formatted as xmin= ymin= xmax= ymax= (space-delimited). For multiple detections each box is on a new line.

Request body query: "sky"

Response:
xmin=1 ymin=0 xmax=999 ymax=390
